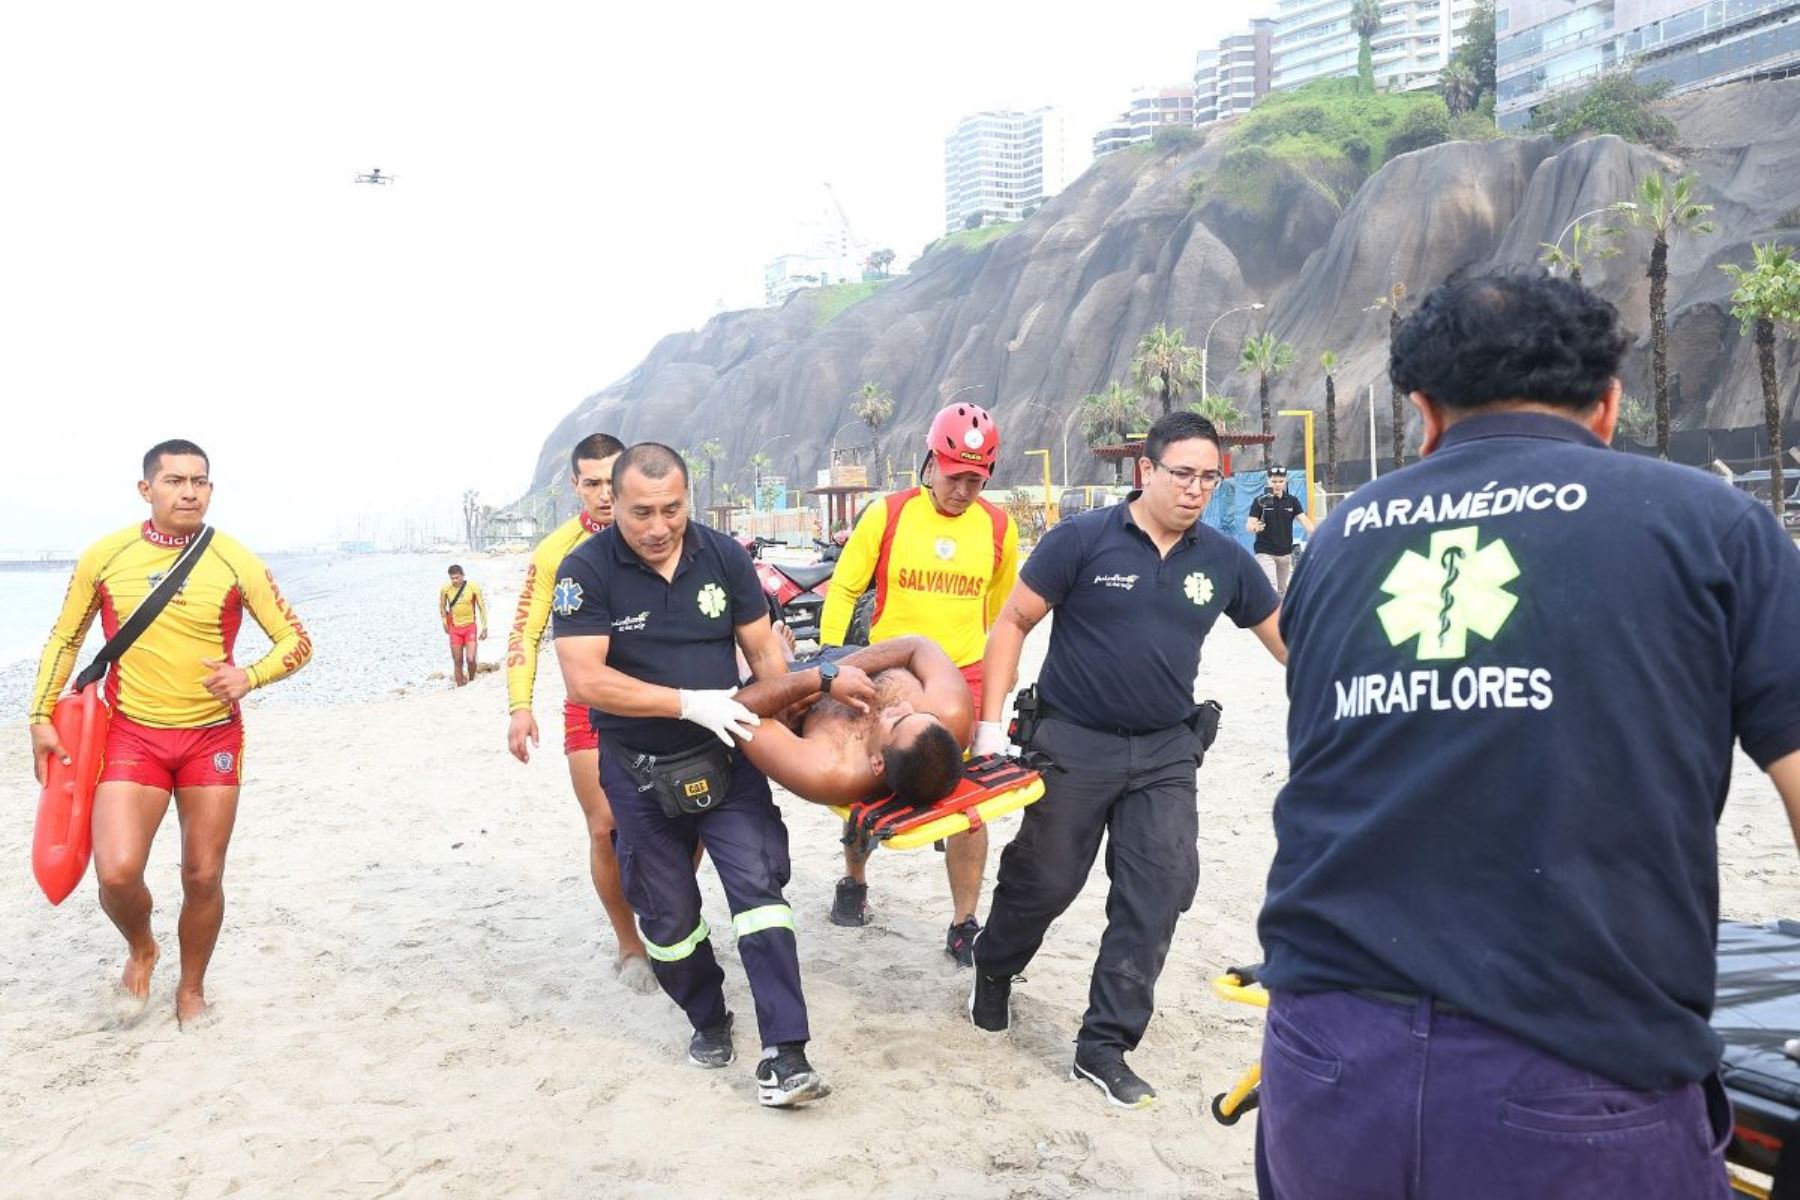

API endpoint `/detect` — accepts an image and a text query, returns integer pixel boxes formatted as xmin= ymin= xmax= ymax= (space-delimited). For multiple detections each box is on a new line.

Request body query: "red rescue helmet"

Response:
xmin=925 ymin=402 xmax=1000 ymax=479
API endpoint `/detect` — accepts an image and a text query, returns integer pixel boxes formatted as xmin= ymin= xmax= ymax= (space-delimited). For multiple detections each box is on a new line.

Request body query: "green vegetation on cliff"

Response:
xmin=810 ymin=280 xmax=891 ymax=327
xmin=1208 ymin=79 xmax=1494 ymax=217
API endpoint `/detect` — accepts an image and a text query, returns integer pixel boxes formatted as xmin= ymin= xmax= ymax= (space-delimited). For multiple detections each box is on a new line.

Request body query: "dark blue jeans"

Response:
xmin=1255 ymin=990 xmax=1732 ymax=1199
xmin=601 ymin=747 xmax=808 ymax=1048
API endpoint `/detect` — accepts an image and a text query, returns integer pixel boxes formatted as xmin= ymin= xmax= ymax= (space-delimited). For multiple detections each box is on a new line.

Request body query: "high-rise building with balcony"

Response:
xmin=1272 ymin=0 xmax=1484 ymax=93
xmin=1495 ymin=0 xmax=1800 ymax=130
xmin=1194 ymin=18 xmax=1278 ymax=126
xmin=943 ymin=108 xmax=1079 ymax=233
xmin=1091 ymin=86 xmax=1200 ymax=156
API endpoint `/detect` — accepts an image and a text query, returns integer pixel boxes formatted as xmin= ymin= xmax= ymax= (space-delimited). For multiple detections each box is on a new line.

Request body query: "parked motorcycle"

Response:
xmin=734 ymin=532 xmax=870 ymax=646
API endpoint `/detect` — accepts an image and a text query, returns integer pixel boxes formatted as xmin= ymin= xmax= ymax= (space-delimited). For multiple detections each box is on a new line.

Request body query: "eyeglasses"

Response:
xmin=1152 ymin=460 xmax=1224 ymax=490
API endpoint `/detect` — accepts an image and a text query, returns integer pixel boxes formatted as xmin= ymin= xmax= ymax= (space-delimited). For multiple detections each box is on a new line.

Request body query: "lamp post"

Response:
xmin=1201 ymin=302 xmax=1265 ymax=399
xmin=1278 ymin=408 xmax=1322 ymax=520
xmin=745 ymin=433 xmax=790 ymax=509
xmin=828 ymin=420 xmax=862 ymax=459
xmin=1550 ymin=202 xmax=1637 ymax=274
xmin=1024 ymin=449 xmax=1054 ymax=526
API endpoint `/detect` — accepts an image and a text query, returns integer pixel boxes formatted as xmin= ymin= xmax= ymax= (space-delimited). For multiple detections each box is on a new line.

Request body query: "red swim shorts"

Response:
xmin=447 ymin=621 xmax=479 ymax=648
xmin=100 ymin=714 xmax=245 ymax=790
xmin=563 ymin=700 xmax=599 ymax=755
xmin=960 ymin=662 xmax=984 ymax=714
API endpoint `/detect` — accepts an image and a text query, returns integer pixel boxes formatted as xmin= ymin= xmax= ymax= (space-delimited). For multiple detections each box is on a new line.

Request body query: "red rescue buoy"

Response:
xmin=32 ymin=683 xmax=110 ymax=905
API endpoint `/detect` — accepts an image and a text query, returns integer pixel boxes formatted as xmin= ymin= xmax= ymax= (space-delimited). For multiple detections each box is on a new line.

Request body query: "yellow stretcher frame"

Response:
xmin=830 ymin=777 xmax=1045 ymax=851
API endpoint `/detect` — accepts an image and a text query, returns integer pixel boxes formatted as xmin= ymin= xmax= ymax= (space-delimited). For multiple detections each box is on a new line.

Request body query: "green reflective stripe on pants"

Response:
xmin=732 ymin=904 xmax=795 ymax=937
xmin=643 ymin=917 xmax=710 ymax=962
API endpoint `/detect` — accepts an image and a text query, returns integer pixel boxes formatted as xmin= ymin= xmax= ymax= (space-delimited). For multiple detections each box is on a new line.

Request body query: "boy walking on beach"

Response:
xmin=439 ymin=565 xmax=487 ymax=686
xmin=28 ymin=439 xmax=312 ymax=1026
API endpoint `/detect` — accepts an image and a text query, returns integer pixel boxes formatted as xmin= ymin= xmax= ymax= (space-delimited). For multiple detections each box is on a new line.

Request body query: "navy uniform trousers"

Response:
xmin=977 ymin=716 xmax=1203 ymax=1054
xmin=600 ymin=747 xmax=809 ymax=1048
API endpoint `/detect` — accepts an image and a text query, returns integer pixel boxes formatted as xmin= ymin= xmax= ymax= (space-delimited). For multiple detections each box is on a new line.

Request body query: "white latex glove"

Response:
xmin=973 ymin=720 xmax=1011 ymax=759
xmin=678 ymin=689 xmax=761 ymax=746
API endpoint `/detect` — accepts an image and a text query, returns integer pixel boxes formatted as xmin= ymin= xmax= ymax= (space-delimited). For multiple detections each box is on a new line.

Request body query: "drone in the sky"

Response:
xmin=354 ymin=168 xmax=394 ymax=186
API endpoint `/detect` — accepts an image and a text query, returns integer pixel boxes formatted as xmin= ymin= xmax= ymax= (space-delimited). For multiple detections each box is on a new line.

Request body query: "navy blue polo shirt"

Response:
xmin=1259 ymin=410 xmax=1800 ymax=1090
xmin=1024 ymin=494 xmax=1278 ymax=733
xmin=551 ymin=521 xmax=768 ymax=755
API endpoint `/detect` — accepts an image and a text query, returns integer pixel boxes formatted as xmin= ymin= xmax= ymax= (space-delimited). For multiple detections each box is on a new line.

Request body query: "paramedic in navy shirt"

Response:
xmin=1256 ymin=271 xmax=1800 ymax=1198
xmin=968 ymin=411 xmax=1286 ymax=1108
xmin=552 ymin=443 xmax=871 ymax=1109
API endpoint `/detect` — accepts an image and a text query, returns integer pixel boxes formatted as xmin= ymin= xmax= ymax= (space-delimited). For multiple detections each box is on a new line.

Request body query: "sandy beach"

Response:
xmin=4 ymin=557 xmax=1798 ymax=1199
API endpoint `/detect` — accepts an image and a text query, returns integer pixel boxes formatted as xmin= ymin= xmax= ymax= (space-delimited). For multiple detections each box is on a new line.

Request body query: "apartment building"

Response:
xmin=1495 ymin=0 xmax=1800 ymax=129
xmin=943 ymin=108 xmax=1078 ymax=233
xmin=1092 ymin=86 xmax=1200 ymax=156
xmin=1272 ymin=0 xmax=1484 ymax=92
xmin=1195 ymin=17 xmax=1278 ymax=126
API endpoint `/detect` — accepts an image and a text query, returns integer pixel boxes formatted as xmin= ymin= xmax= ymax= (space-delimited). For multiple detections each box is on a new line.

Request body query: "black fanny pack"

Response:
xmin=611 ymin=739 xmax=733 ymax=818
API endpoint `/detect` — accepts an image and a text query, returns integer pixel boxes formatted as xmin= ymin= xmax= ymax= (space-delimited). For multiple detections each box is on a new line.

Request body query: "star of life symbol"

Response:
xmin=1183 ymin=572 xmax=1214 ymax=606
xmin=697 ymin=582 xmax=728 ymax=619
xmin=552 ymin=577 xmax=584 ymax=616
xmin=1377 ymin=526 xmax=1520 ymax=660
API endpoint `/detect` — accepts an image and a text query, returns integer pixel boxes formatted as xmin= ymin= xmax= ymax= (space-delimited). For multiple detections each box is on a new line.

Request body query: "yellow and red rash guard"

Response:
xmin=506 ymin=511 xmax=604 ymax=713
xmin=29 ymin=522 xmax=312 ymax=728
xmin=439 ymin=580 xmax=486 ymax=628
xmin=819 ymin=488 xmax=1019 ymax=668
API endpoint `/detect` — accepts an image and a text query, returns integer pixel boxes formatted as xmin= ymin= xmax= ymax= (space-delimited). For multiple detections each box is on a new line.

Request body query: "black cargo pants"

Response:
xmin=976 ymin=716 xmax=1203 ymax=1055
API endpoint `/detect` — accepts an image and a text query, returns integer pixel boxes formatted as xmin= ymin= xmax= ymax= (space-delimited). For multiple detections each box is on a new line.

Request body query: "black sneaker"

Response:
xmin=1071 ymin=1048 xmax=1156 ymax=1109
xmin=946 ymin=917 xmax=980 ymax=968
xmin=829 ymin=877 xmax=869 ymax=927
xmin=688 ymin=1013 xmax=735 ymax=1068
xmin=755 ymin=1043 xmax=831 ymax=1108
xmin=968 ymin=969 xmax=1012 ymax=1032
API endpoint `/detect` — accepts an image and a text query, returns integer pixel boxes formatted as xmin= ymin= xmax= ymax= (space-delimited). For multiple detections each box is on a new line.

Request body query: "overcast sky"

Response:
xmin=1 ymin=1 xmax=1240 ymax=553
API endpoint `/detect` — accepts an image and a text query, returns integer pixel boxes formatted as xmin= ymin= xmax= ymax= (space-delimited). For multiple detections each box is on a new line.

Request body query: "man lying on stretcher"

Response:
xmin=730 ymin=636 xmax=974 ymax=808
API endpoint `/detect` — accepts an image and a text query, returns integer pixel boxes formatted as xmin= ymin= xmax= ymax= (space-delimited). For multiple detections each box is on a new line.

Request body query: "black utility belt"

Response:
xmin=1039 ymin=699 xmax=1219 ymax=744
xmin=607 ymin=737 xmax=733 ymax=819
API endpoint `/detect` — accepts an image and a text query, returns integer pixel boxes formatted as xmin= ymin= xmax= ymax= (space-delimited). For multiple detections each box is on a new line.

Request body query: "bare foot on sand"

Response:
xmin=112 ymin=942 xmax=159 ymax=1024
xmin=175 ymin=986 xmax=213 ymax=1029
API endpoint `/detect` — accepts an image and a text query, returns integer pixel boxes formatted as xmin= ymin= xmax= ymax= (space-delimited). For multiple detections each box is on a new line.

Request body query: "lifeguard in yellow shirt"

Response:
xmin=503 ymin=433 xmax=659 ymax=992
xmin=818 ymin=402 xmax=1017 ymax=964
xmin=28 ymin=439 xmax=312 ymax=1027
xmin=438 ymin=565 xmax=487 ymax=686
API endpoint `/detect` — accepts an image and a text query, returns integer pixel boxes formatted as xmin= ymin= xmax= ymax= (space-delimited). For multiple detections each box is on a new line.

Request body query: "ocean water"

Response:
xmin=0 ymin=553 xmax=521 ymax=721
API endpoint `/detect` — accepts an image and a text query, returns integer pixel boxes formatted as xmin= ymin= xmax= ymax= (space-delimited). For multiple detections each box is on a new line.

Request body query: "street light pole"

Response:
xmin=1551 ymin=202 xmax=1637 ymax=274
xmin=1202 ymin=302 xmax=1266 ymax=399
xmin=745 ymin=433 xmax=791 ymax=509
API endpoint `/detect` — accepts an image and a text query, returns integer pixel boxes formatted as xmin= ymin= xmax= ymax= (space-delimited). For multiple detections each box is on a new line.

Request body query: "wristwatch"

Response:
xmin=818 ymin=661 xmax=839 ymax=694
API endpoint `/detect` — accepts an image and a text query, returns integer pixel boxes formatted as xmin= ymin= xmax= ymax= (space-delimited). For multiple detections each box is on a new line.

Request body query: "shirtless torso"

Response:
xmin=735 ymin=636 xmax=974 ymax=806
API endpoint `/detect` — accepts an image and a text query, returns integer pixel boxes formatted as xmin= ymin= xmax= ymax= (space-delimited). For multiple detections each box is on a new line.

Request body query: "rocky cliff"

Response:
xmin=530 ymin=78 xmax=1800 ymax=495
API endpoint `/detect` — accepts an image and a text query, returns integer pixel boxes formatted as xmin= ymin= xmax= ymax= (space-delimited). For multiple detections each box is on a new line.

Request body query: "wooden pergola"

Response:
xmin=804 ymin=483 xmax=880 ymax=533
xmin=1090 ymin=432 xmax=1275 ymax=487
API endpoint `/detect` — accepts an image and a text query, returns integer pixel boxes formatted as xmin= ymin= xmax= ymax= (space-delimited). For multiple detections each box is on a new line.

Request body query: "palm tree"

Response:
xmin=851 ymin=381 xmax=895 ymax=487
xmin=1353 ymin=0 xmax=1384 ymax=91
xmin=1239 ymin=332 xmax=1297 ymax=466
xmin=1440 ymin=61 xmax=1478 ymax=116
xmin=748 ymin=452 xmax=774 ymax=510
xmin=1618 ymin=173 xmax=1717 ymax=458
xmin=1370 ymin=282 xmax=1409 ymax=468
xmin=1319 ymin=350 xmax=1341 ymax=490
xmin=1080 ymin=382 xmax=1150 ymax=483
xmin=698 ymin=439 xmax=724 ymax=511
xmin=1539 ymin=219 xmax=1620 ymax=285
xmin=1191 ymin=392 xmax=1245 ymax=432
xmin=1721 ymin=243 xmax=1800 ymax=520
xmin=1131 ymin=324 xmax=1205 ymax=416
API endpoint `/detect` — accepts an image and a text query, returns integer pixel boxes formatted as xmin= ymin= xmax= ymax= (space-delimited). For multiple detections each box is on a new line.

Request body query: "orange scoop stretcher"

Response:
xmin=832 ymin=754 xmax=1044 ymax=858
xmin=33 ymin=682 xmax=111 ymax=906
